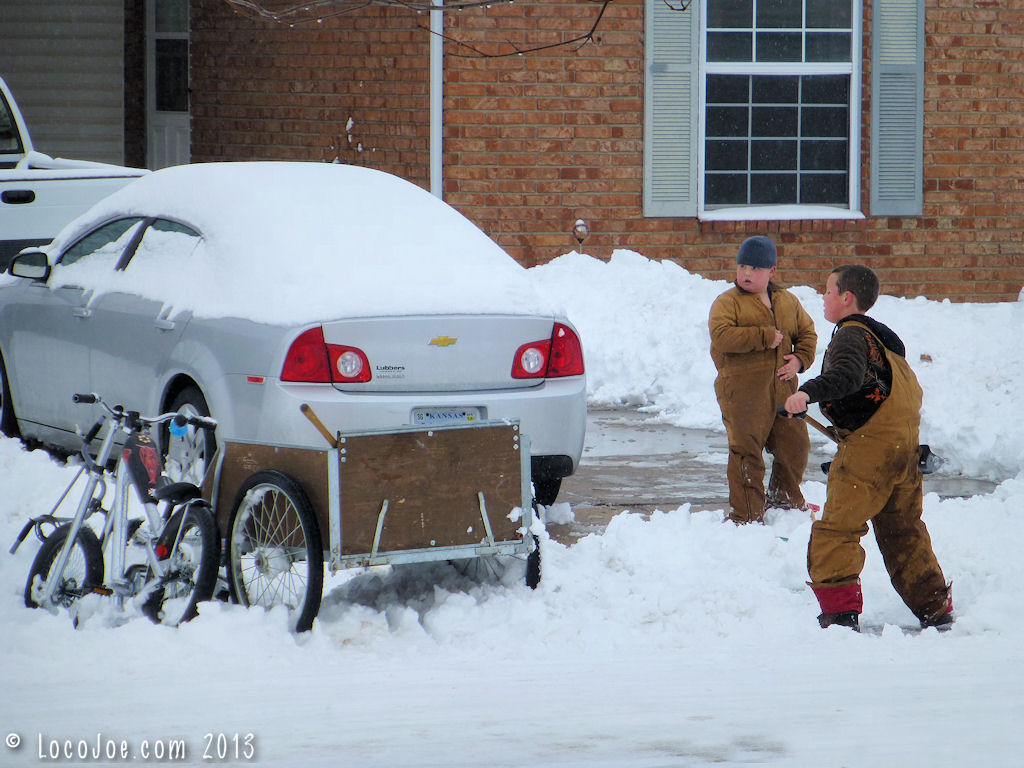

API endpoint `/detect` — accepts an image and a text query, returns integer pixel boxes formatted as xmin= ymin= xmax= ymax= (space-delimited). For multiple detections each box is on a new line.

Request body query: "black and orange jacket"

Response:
xmin=798 ymin=314 xmax=905 ymax=432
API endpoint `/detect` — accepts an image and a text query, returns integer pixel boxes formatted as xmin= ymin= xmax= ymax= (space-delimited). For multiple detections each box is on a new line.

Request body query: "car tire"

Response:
xmin=533 ymin=477 xmax=561 ymax=507
xmin=0 ymin=352 xmax=20 ymax=439
xmin=163 ymin=386 xmax=217 ymax=487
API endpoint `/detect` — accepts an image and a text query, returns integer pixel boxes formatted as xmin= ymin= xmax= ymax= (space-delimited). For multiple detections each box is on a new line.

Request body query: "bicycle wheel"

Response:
xmin=227 ymin=470 xmax=323 ymax=632
xmin=141 ymin=502 xmax=220 ymax=625
xmin=25 ymin=524 xmax=104 ymax=610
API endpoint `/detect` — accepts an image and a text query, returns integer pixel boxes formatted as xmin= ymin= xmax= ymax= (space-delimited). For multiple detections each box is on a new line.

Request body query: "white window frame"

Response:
xmin=696 ymin=0 xmax=864 ymax=221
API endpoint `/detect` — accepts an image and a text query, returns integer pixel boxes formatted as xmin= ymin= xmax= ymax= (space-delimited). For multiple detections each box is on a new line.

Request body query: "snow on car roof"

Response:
xmin=45 ymin=162 xmax=560 ymax=325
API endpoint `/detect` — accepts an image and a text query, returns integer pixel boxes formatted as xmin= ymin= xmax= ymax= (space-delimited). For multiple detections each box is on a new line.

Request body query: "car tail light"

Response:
xmin=281 ymin=327 xmax=332 ymax=382
xmin=548 ymin=322 xmax=585 ymax=376
xmin=281 ymin=327 xmax=372 ymax=383
xmin=512 ymin=322 xmax=584 ymax=379
xmin=327 ymin=345 xmax=371 ymax=383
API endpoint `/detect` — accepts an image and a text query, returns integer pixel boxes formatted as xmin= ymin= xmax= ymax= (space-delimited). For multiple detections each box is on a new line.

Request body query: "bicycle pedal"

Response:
xmin=91 ymin=586 xmax=114 ymax=596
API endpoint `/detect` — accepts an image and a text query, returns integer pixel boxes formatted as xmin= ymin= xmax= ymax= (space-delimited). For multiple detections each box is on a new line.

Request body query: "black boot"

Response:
xmin=818 ymin=611 xmax=860 ymax=631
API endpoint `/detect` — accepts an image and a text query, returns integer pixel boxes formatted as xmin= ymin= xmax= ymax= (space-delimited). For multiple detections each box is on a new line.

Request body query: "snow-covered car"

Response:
xmin=0 ymin=162 xmax=586 ymax=504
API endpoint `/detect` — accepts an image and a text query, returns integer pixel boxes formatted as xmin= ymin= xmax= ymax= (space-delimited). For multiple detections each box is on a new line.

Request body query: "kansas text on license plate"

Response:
xmin=412 ymin=408 xmax=481 ymax=425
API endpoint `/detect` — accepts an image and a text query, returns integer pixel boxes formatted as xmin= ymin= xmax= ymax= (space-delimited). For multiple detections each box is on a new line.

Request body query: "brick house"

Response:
xmin=2 ymin=0 xmax=1022 ymax=301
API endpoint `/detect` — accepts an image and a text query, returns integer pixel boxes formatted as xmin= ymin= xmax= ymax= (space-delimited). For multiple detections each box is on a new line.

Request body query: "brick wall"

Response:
xmin=189 ymin=0 xmax=1024 ymax=302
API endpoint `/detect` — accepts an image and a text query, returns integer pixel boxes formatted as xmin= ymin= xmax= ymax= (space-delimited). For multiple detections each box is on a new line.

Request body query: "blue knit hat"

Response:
xmin=736 ymin=236 xmax=777 ymax=269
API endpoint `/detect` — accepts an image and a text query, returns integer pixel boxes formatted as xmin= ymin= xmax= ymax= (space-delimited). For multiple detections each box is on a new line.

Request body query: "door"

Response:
xmin=6 ymin=219 xmax=144 ymax=442
xmin=146 ymin=0 xmax=190 ymax=169
xmin=87 ymin=219 xmax=199 ymax=415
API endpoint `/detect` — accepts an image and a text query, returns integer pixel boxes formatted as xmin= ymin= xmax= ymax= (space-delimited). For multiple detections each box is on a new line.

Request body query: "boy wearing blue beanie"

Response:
xmin=709 ymin=236 xmax=817 ymax=523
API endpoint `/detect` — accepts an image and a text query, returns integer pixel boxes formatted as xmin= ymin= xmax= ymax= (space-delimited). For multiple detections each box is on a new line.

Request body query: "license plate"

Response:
xmin=412 ymin=407 xmax=481 ymax=425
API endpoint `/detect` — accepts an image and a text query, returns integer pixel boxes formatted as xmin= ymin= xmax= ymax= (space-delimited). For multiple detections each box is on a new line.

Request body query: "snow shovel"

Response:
xmin=777 ymin=407 xmax=944 ymax=475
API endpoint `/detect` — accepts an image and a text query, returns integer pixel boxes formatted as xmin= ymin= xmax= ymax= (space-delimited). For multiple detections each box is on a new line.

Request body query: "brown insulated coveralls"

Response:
xmin=807 ymin=322 xmax=949 ymax=622
xmin=709 ymin=286 xmax=817 ymax=523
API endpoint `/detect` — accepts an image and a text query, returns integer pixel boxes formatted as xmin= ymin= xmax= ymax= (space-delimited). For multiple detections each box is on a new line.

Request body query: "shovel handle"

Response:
xmin=300 ymin=403 xmax=339 ymax=448
xmin=777 ymin=406 xmax=839 ymax=443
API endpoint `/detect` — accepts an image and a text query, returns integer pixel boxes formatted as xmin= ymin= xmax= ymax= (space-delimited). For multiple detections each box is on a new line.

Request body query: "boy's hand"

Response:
xmin=769 ymin=329 xmax=784 ymax=349
xmin=783 ymin=391 xmax=810 ymax=414
xmin=777 ymin=354 xmax=802 ymax=381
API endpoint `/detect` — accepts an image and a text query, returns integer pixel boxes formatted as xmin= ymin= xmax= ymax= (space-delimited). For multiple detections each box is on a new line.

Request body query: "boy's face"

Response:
xmin=823 ymin=273 xmax=852 ymax=323
xmin=735 ymin=263 xmax=775 ymax=295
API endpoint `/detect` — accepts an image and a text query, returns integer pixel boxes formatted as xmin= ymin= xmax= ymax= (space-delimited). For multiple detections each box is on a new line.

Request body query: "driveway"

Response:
xmin=552 ymin=407 xmax=999 ymax=543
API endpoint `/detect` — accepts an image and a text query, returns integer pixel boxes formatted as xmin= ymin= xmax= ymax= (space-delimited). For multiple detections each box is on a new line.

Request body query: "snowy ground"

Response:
xmin=2 ymin=250 xmax=1023 ymax=767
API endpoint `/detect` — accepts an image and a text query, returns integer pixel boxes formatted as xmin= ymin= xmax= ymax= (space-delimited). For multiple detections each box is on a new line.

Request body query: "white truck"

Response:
xmin=1 ymin=75 xmax=149 ymax=270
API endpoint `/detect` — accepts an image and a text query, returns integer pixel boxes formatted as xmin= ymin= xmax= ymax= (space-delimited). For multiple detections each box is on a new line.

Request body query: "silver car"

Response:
xmin=0 ymin=162 xmax=586 ymax=504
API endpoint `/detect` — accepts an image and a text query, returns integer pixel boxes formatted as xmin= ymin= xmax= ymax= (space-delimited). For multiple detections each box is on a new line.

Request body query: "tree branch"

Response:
xmin=224 ymin=0 xmax=691 ymax=57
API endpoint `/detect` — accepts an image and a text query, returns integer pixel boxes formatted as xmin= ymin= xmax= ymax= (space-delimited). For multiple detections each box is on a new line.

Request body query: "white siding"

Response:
xmin=0 ymin=0 xmax=125 ymax=165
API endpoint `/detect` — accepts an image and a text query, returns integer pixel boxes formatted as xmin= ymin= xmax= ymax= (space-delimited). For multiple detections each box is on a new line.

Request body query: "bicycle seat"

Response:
xmin=152 ymin=482 xmax=203 ymax=505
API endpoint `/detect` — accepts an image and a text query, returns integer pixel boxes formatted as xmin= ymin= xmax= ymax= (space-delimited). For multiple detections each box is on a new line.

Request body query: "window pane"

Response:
xmin=751 ymin=139 xmax=797 ymax=170
xmin=707 ymin=106 xmax=750 ymax=137
xmin=800 ymin=173 xmax=848 ymax=204
xmin=706 ymin=174 xmax=749 ymax=206
xmin=801 ymin=140 xmax=847 ymax=170
xmin=59 ymin=219 xmax=143 ymax=267
xmin=751 ymin=173 xmax=797 ymax=204
xmin=706 ymin=139 xmax=749 ymax=170
xmin=707 ymin=0 xmax=753 ymax=28
xmin=752 ymin=76 xmax=798 ymax=104
xmin=155 ymin=0 xmax=189 ymax=33
xmin=707 ymin=75 xmax=750 ymax=103
xmin=807 ymin=0 xmax=851 ymax=29
xmin=156 ymin=39 xmax=189 ymax=112
xmin=802 ymin=106 xmax=848 ymax=137
xmin=757 ymin=0 xmax=801 ymax=28
xmin=708 ymin=32 xmax=752 ymax=62
xmin=807 ymin=32 xmax=851 ymax=62
xmin=751 ymin=106 xmax=798 ymax=137
xmin=756 ymin=32 xmax=802 ymax=62
xmin=802 ymin=75 xmax=849 ymax=104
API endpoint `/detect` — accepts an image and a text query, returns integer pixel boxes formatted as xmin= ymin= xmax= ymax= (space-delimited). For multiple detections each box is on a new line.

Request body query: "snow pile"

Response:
xmin=530 ymin=249 xmax=1024 ymax=479
xmin=2 ymin=248 xmax=1023 ymax=767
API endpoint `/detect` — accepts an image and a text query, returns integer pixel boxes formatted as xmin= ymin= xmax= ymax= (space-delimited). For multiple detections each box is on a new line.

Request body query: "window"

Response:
xmin=701 ymin=0 xmax=859 ymax=215
xmin=58 ymin=219 xmax=144 ymax=268
xmin=643 ymin=0 xmax=923 ymax=219
xmin=123 ymin=219 xmax=201 ymax=270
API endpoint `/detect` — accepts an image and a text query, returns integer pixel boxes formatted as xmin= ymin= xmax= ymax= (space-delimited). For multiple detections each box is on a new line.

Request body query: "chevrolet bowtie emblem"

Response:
xmin=429 ymin=335 xmax=458 ymax=347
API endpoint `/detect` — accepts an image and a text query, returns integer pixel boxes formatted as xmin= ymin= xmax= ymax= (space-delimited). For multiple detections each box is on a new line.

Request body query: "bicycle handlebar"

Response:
xmin=72 ymin=393 xmax=218 ymax=438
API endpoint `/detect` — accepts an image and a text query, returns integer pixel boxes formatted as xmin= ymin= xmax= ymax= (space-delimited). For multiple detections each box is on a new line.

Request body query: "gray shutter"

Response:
xmin=870 ymin=0 xmax=924 ymax=216
xmin=643 ymin=0 xmax=699 ymax=217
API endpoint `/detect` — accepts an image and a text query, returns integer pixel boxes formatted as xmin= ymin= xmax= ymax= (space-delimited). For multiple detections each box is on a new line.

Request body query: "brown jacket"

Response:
xmin=709 ymin=284 xmax=817 ymax=381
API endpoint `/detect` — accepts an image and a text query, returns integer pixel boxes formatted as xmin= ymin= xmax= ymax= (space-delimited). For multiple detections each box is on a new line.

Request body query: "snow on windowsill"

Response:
xmin=699 ymin=205 xmax=865 ymax=222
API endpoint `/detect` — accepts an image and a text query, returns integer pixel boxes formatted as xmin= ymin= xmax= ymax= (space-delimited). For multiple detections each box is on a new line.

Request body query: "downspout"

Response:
xmin=430 ymin=0 xmax=443 ymax=198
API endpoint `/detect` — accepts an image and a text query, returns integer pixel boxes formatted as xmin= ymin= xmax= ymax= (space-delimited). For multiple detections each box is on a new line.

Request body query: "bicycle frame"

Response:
xmin=18 ymin=394 xmax=220 ymax=620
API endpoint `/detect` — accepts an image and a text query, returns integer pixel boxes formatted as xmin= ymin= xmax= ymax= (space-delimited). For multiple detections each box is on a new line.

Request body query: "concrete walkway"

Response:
xmin=551 ymin=407 xmax=1000 ymax=543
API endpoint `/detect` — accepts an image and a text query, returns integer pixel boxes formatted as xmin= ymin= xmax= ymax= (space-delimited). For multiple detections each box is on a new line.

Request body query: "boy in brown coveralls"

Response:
xmin=784 ymin=265 xmax=953 ymax=631
xmin=709 ymin=236 xmax=817 ymax=524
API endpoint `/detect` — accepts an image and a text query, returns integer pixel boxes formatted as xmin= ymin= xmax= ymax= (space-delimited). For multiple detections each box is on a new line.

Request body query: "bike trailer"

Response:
xmin=206 ymin=419 xmax=534 ymax=573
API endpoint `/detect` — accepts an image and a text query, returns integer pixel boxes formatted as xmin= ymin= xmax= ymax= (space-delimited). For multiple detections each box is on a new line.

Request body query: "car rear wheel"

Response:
xmin=533 ymin=477 xmax=561 ymax=507
xmin=163 ymin=386 xmax=216 ymax=486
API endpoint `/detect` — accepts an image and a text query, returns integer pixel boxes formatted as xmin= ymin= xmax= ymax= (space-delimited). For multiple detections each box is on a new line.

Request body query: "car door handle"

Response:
xmin=73 ymin=307 xmax=92 ymax=319
xmin=1 ymin=189 xmax=36 ymax=204
xmin=153 ymin=317 xmax=176 ymax=331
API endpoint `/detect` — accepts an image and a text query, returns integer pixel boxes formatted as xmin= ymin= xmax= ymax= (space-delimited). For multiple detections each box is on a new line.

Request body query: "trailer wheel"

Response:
xmin=227 ymin=470 xmax=323 ymax=632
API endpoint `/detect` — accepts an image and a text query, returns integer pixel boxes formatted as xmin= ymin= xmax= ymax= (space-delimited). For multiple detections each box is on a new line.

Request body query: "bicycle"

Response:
xmin=11 ymin=393 xmax=221 ymax=626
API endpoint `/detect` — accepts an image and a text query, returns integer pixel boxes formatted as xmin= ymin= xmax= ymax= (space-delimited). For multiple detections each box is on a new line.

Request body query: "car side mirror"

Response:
xmin=8 ymin=249 xmax=50 ymax=280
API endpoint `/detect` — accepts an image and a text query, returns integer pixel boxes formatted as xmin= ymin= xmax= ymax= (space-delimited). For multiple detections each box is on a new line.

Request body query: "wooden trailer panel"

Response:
xmin=336 ymin=422 xmax=523 ymax=555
